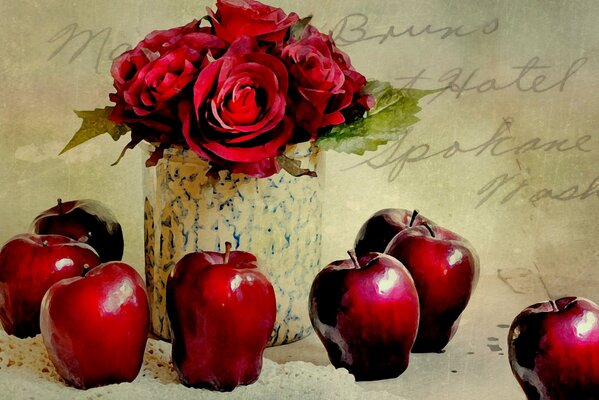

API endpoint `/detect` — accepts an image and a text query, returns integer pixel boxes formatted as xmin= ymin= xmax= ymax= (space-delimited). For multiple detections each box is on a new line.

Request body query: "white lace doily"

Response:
xmin=0 ymin=330 xmax=406 ymax=400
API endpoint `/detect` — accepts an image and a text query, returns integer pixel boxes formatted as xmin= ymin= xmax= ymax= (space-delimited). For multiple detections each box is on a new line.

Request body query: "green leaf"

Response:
xmin=59 ymin=107 xmax=130 ymax=155
xmin=289 ymin=16 xmax=313 ymax=42
xmin=315 ymin=81 xmax=440 ymax=155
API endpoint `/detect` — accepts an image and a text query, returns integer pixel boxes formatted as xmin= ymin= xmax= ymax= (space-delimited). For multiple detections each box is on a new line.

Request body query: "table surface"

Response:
xmin=0 ymin=273 xmax=554 ymax=400
xmin=265 ymin=273 xmax=550 ymax=400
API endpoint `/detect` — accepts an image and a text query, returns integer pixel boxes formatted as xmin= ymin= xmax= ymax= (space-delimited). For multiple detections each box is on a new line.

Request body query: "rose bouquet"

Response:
xmin=62 ymin=0 xmax=433 ymax=178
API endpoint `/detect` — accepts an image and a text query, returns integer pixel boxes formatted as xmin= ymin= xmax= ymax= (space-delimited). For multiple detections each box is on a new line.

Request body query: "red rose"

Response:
xmin=282 ymin=25 xmax=373 ymax=138
xmin=181 ymin=36 xmax=293 ymax=178
xmin=330 ymin=38 xmax=374 ymax=111
xmin=109 ymin=20 xmax=227 ymax=143
xmin=208 ymin=0 xmax=299 ymax=45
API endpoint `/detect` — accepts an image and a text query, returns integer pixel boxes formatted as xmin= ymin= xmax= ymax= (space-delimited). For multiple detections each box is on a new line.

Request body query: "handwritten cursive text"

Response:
xmin=331 ymin=13 xmax=499 ymax=46
xmin=397 ymin=57 xmax=588 ymax=102
xmin=351 ymin=118 xmax=593 ymax=183
xmin=47 ymin=23 xmax=132 ymax=73
xmin=476 ymin=167 xmax=599 ymax=208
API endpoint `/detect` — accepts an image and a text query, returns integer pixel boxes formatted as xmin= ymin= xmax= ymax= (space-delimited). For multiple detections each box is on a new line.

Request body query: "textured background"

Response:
xmin=1 ymin=0 xmax=597 ymax=303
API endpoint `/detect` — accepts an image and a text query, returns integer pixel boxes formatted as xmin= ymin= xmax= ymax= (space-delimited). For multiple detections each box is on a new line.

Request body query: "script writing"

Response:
xmin=351 ymin=118 xmax=596 ymax=208
xmin=330 ymin=13 xmax=499 ymax=46
xmin=396 ymin=57 xmax=588 ymax=102
xmin=351 ymin=118 xmax=593 ymax=183
xmin=47 ymin=13 xmax=498 ymax=72
xmin=476 ymin=167 xmax=599 ymax=208
xmin=46 ymin=20 xmax=586 ymax=103
xmin=47 ymin=23 xmax=132 ymax=73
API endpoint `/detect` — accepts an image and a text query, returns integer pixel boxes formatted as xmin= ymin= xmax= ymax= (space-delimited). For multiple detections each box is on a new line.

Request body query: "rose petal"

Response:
xmin=201 ymin=115 xmax=293 ymax=162
xmin=209 ymin=0 xmax=299 ymax=44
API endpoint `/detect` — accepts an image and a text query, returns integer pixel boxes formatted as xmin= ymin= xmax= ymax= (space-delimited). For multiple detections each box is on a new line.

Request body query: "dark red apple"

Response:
xmin=32 ymin=198 xmax=124 ymax=262
xmin=508 ymin=297 xmax=599 ymax=400
xmin=385 ymin=224 xmax=479 ymax=352
xmin=309 ymin=251 xmax=420 ymax=381
xmin=40 ymin=262 xmax=149 ymax=389
xmin=167 ymin=243 xmax=276 ymax=391
xmin=0 ymin=233 xmax=100 ymax=338
xmin=354 ymin=209 xmax=437 ymax=257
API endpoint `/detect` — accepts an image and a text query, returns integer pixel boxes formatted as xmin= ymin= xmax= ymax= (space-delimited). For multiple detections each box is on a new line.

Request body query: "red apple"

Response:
xmin=0 ymin=233 xmax=100 ymax=338
xmin=309 ymin=251 xmax=420 ymax=381
xmin=385 ymin=224 xmax=479 ymax=352
xmin=40 ymin=262 xmax=149 ymax=389
xmin=508 ymin=297 xmax=599 ymax=400
xmin=32 ymin=198 xmax=124 ymax=262
xmin=166 ymin=243 xmax=276 ymax=391
xmin=354 ymin=209 xmax=435 ymax=257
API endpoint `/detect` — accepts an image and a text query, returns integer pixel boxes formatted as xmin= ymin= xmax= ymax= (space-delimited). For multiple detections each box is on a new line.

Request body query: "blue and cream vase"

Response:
xmin=142 ymin=142 xmax=324 ymax=346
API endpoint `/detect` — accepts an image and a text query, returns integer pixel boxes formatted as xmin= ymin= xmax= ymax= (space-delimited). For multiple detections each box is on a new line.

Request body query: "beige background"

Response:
xmin=1 ymin=1 xmax=598 ymax=399
xmin=2 ymin=0 xmax=597 ymax=297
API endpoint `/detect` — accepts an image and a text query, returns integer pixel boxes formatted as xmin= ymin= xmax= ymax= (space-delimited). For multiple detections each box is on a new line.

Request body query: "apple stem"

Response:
xmin=422 ymin=222 xmax=436 ymax=238
xmin=57 ymin=198 xmax=63 ymax=215
xmin=42 ymin=240 xmax=48 ymax=247
xmin=549 ymin=299 xmax=559 ymax=312
xmin=224 ymin=242 xmax=232 ymax=263
xmin=409 ymin=209 xmax=419 ymax=227
xmin=82 ymin=264 xmax=91 ymax=277
xmin=347 ymin=249 xmax=360 ymax=269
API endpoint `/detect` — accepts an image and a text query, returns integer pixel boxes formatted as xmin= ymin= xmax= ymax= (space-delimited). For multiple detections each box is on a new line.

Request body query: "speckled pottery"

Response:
xmin=142 ymin=142 xmax=324 ymax=346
